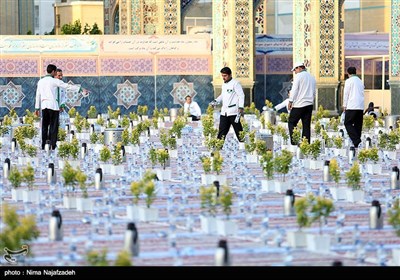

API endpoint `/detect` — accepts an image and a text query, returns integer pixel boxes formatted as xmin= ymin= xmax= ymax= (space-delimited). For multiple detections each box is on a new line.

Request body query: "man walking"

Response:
xmin=343 ymin=66 xmax=364 ymax=148
xmin=288 ymin=62 xmax=316 ymax=144
xmin=35 ymin=64 xmax=88 ymax=150
xmin=212 ymin=67 xmax=245 ymax=142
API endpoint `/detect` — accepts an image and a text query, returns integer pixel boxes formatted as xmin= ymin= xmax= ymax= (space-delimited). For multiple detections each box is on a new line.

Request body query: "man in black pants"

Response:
xmin=35 ymin=64 xmax=89 ymax=150
xmin=288 ymin=62 xmax=316 ymax=144
xmin=211 ymin=67 xmax=245 ymax=142
xmin=343 ymin=66 xmax=364 ymax=148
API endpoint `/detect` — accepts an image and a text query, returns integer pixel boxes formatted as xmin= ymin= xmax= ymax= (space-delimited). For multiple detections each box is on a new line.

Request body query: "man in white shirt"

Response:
xmin=183 ymin=95 xmax=201 ymax=121
xmin=55 ymin=69 xmax=66 ymax=111
xmin=343 ymin=66 xmax=364 ymax=148
xmin=212 ymin=67 xmax=245 ymax=142
xmin=35 ymin=64 xmax=89 ymax=150
xmin=288 ymin=62 xmax=316 ymax=144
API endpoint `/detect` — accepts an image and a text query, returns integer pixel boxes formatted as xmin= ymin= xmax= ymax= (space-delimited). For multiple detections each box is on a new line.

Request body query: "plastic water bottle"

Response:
xmin=59 ymin=111 xmax=69 ymax=130
xmin=234 ymin=112 xmax=241 ymax=123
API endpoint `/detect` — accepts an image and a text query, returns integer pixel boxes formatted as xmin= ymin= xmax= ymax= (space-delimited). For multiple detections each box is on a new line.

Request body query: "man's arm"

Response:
xmin=193 ymin=102 xmax=202 ymax=117
xmin=235 ymin=81 xmax=245 ymax=113
xmin=274 ymin=99 xmax=288 ymax=111
xmin=34 ymin=87 xmax=41 ymax=116
xmin=342 ymin=80 xmax=350 ymax=111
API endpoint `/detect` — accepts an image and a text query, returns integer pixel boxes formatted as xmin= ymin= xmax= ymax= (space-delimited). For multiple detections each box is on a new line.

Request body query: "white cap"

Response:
xmin=291 ymin=62 xmax=305 ymax=71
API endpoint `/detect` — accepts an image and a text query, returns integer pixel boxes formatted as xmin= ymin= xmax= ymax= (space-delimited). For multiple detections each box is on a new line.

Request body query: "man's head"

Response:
xmin=291 ymin=62 xmax=305 ymax=74
xmin=347 ymin=66 xmax=357 ymax=75
xmin=55 ymin=69 xmax=63 ymax=80
xmin=46 ymin=64 xmax=57 ymax=76
xmin=185 ymin=95 xmax=192 ymax=104
xmin=220 ymin=67 xmax=232 ymax=83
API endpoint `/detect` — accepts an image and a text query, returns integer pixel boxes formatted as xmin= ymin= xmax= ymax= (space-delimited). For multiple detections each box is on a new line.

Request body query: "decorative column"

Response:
xmin=389 ymin=0 xmax=400 ymax=115
xmin=293 ymin=0 xmax=344 ymax=113
xmin=212 ymin=0 xmax=255 ymax=104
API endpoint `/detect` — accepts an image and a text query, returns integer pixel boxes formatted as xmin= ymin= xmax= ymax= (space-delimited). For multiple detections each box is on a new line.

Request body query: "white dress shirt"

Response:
xmin=184 ymin=101 xmax=201 ymax=117
xmin=343 ymin=75 xmax=364 ymax=110
xmin=215 ymin=78 xmax=245 ymax=116
xmin=35 ymin=75 xmax=80 ymax=111
xmin=289 ymin=70 xmax=316 ymax=108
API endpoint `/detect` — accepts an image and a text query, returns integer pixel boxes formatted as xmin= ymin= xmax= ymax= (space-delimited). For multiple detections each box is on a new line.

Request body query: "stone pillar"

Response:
xmin=119 ymin=0 xmax=181 ymax=35
xmin=293 ymin=0 xmax=344 ymax=113
xmin=389 ymin=0 xmax=400 ymax=115
xmin=212 ymin=0 xmax=255 ymax=105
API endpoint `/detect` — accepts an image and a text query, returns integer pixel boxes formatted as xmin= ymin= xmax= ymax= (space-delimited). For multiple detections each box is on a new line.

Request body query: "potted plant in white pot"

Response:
xmin=98 ymin=145 xmax=112 ymax=174
xmin=260 ymin=150 xmax=275 ymax=192
xmin=57 ymin=138 xmax=80 ymax=169
xmin=21 ymin=164 xmax=40 ymax=203
xmin=127 ymin=179 xmax=143 ymax=220
xmin=306 ymin=195 xmax=334 ymax=253
xmin=388 ymin=199 xmax=400 ymax=265
xmin=155 ymin=148 xmax=171 ymax=181
xmin=273 ymin=150 xmax=293 ymax=193
xmin=138 ymin=171 xmax=158 ymax=222
xmin=345 ymin=161 xmax=364 ymax=202
xmin=358 ymin=147 xmax=381 ymax=174
xmin=76 ymin=169 xmax=92 ymax=212
xmin=9 ymin=166 xmax=23 ymax=201
xmin=199 ymin=185 xmax=218 ymax=234
xmin=328 ymin=158 xmax=347 ymax=200
xmin=288 ymin=193 xmax=311 ymax=248
xmin=61 ymin=162 xmax=78 ymax=209
xmin=200 ymin=155 xmax=214 ymax=185
xmin=110 ymin=142 xmax=125 ymax=175
xmin=216 ymin=186 xmax=237 ymax=236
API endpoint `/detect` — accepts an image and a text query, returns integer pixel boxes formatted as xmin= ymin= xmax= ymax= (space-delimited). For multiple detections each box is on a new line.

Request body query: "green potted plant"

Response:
xmin=114 ymin=250 xmax=132 ymax=266
xmin=110 ymin=142 xmax=125 ymax=175
xmin=154 ymin=149 xmax=171 ymax=181
xmin=21 ymin=164 xmax=39 ymax=203
xmin=216 ymin=186 xmax=237 ymax=236
xmin=357 ymin=147 xmax=381 ymax=174
xmin=87 ymin=105 xmax=97 ymax=119
xmin=127 ymin=170 xmax=158 ymax=222
xmin=57 ymin=138 xmax=79 ymax=169
xmin=293 ymin=193 xmax=334 ymax=251
xmin=86 ymin=249 xmax=108 ymax=266
xmin=273 ymin=150 xmax=293 ymax=192
xmin=0 ymin=204 xmax=40 ymax=261
xmin=260 ymin=150 xmax=274 ymax=192
xmin=199 ymin=185 xmax=218 ymax=234
xmin=137 ymin=105 xmax=148 ymax=120
xmin=388 ymin=199 xmax=400 ymax=265
xmin=137 ymin=171 xmax=158 ymax=222
xmin=345 ymin=161 xmax=364 ymax=202
xmin=9 ymin=166 xmax=23 ymax=201
xmin=62 ymin=162 xmax=78 ymax=209
xmin=99 ymin=145 xmax=112 ymax=173
xmin=328 ymin=158 xmax=346 ymax=201
xmin=76 ymin=168 xmax=92 ymax=212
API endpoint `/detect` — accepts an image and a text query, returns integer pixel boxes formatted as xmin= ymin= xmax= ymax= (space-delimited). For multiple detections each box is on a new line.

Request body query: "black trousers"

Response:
xmin=288 ymin=105 xmax=313 ymax=145
xmin=344 ymin=109 xmax=363 ymax=147
xmin=189 ymin=115 xmax=200 ymax=121
xmin=217 ymin=114 xmax=243 ymax=142
xmin=41 ymin=108 xmax=59 ymax=150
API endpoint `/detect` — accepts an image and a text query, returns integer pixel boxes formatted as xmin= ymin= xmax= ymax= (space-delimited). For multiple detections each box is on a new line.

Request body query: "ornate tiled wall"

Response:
xmin=0 ymin=76 xmax=213 ymax=117
xmin=319 ymin=0 xmax=336 ymax=77
xmin=391 ymin=0 xmax=400 ymax=78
